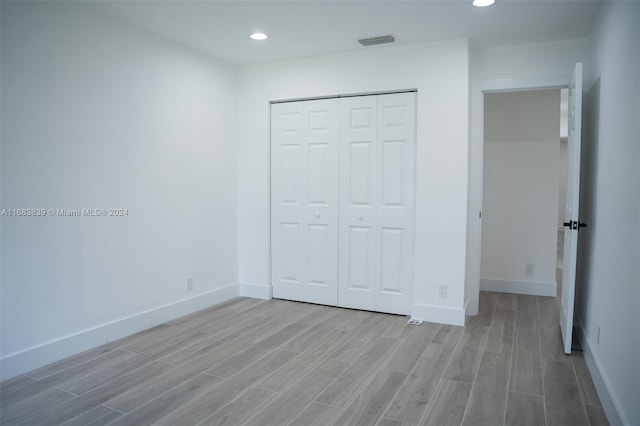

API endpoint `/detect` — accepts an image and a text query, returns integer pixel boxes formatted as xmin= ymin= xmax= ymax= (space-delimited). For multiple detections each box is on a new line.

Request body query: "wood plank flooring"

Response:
xmin=0 ymin=293 xmax=607 ymax=426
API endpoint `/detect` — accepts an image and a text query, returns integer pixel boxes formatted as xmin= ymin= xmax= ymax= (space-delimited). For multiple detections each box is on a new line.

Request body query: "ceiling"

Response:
xmin=85 ymin=0 xmax=604 ymax=66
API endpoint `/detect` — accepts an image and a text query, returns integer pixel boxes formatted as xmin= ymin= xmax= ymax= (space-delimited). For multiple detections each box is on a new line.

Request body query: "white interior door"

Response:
xmin=271 ymin=99 xmax=339 ymax=305
xmin=271 ymin=102 xmax=303 ymax=302
xmin=338 ymin=95 xmax=378 ymax=310
xmin=303 ymin=99 xmax=339 ymax=305
xmin=338 ymin=93 xmax=416 ymax=314
xmin=560 ymin=63 xmax=583 ymax=354
xmin=375 ymin=93 xmax=416 ymax=314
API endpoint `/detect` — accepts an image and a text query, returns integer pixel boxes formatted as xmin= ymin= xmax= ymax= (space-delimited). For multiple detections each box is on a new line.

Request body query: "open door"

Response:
xmin=560 ymin=63 xmax=584 ymax=354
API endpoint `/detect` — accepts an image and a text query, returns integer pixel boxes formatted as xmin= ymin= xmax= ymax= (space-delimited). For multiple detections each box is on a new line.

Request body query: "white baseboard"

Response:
xmin=463 ymin=298 xmax=471 ymax=316
xmin=239 ymin=282 xmax=271 ymax=299
xmin=480 ymin=278 xmax=556 ymax=297
xmin=575 ymin=318 xmax=626 ymax=426
xmin=0 ymin=283 xmax=240 ymax=381
xmin=411 ymin=303 xmax=465 ymax=326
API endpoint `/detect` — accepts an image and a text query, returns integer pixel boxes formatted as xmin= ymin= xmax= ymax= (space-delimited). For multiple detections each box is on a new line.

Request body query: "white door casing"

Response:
xmin=271 ymin=99 xmax=339 ymax=305
xmin=468 ymin=75 xmax=571 ymax=316
xmin=560 ymin=63 xmax=583 ymax=354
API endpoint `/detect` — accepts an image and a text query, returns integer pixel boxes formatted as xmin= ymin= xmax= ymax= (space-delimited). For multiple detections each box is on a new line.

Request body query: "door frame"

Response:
xmin=466 ymin=76 xmax=569 ymax=315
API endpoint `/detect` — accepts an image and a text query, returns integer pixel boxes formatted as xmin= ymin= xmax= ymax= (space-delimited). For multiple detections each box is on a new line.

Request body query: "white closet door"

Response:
xmin=338 ymin=93 xmax=415 ymax=314
xmin=338 ymin=95 xmax=379 ymax=311
xmin=375 ymin=93 xmax=416 ymax=314
xmin=303 ymin=99 xmax=339 ymax=305
xmin=271 ymin=102 xmax=304 ymax=301
xmin=271 ymin=99 xmax=339 ymax=305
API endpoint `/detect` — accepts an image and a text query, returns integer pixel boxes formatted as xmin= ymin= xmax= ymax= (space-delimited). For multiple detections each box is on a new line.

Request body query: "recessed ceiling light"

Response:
xmin=472 ymin=0 xmax=495 ymax=6
xmin=250 ymin=32 xmax=268 ymax=41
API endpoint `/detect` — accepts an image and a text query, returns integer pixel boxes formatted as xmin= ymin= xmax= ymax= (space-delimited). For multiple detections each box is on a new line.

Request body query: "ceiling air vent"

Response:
xmin=358 ymin=35 xmax=395 ymax=47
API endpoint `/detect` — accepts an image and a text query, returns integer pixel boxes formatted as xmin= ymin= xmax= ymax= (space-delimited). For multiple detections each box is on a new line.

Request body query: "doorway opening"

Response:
xmin=479 ymin=88 xmax=566 ymax=300
xmin=467 ymin=63 xmax=583 ymax=354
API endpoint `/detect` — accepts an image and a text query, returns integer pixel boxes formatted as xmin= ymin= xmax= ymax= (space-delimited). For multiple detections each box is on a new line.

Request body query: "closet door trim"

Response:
xmin=270 ymin=89 xmax=417 ymax=105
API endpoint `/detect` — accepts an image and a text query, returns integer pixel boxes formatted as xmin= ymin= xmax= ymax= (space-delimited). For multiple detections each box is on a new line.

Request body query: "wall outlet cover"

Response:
xmin=438 ymin=284 xmax=448 ymax=298
xmin=525 ymin=264 xmax=535 ymax=276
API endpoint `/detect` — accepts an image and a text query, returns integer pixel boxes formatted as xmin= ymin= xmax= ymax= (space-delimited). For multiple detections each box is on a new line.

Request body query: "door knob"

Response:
xmin=563 ymin=220 xmax=588 ymax=230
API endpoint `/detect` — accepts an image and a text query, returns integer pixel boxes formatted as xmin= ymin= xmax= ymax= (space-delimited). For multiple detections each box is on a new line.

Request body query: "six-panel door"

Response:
xmin=337 ymin=96 xmax=379 ymax=310
xmin=271 ymin=93 xmax=415 ymax=315
xmin=375 ymin=93 xmax=416 ymax=314
xmin=271 ymin=99 xmax=339 ymax=305
xmin=338 ymin=93 xmax=415 ymax=314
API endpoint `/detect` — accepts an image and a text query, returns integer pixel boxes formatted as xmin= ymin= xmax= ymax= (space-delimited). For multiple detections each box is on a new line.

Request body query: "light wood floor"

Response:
xmin=0 ymin=292 xmax=608 ymax=426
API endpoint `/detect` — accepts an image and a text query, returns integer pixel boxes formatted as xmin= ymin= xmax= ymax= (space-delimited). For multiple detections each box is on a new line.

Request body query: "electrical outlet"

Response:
xmin=186 ymin=277 xmax=194 ymax=291
xmin=525 ymin=264 xmax=535 ymax=276
xmin=438 ymin=284 xmax=448 ymax=298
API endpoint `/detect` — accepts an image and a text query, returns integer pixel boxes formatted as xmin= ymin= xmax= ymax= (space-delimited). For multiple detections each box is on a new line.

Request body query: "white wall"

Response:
xmin=558 ymin=89 xmax=568 ymax=229
xmin=576 ymin=2 xmax=640 ymax=425
xmin=472 ymin=38 xmax=589 ymax=82
xmin=558 ymin=138 xmax=567 ymax=228
xmin=481 ymin=90 xmax=560 ymax=296
xmin=238 ymin=40 xmax=470 ymax=325
xmin=0 ymin=2 xmax=239 ymax=379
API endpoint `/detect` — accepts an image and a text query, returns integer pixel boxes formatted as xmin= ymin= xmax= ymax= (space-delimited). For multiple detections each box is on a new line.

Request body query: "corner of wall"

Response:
xmin=239 ymin=282 xmax=271 ymax=300
xmin=411 ymin=303 xmax=466 ymax=326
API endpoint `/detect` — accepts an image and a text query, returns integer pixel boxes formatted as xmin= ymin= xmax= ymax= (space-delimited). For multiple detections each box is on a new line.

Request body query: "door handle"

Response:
xmin=315 ymin=212 xmax=320 ymax=219
xmin=357 ymin=214 xmax=364 ymax=220
xmin=563 ymin=220 xmax=588 ymax=230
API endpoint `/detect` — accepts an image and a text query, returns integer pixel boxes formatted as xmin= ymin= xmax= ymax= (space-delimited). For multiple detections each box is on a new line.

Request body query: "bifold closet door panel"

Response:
xmin=303 ymin=99 xmax=339 ymax=305
xmin=271 ymin=101 xmax=304 ymax=302
xmin=375 ymin=92 xmax=416 ymax=315
xmin=338 ymin=96 xmax=379 ymax=311
xmin=271 ymin=99 xmax=339 ymax=305
xmin=338 ymin=93 xmax=416 ymax=315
